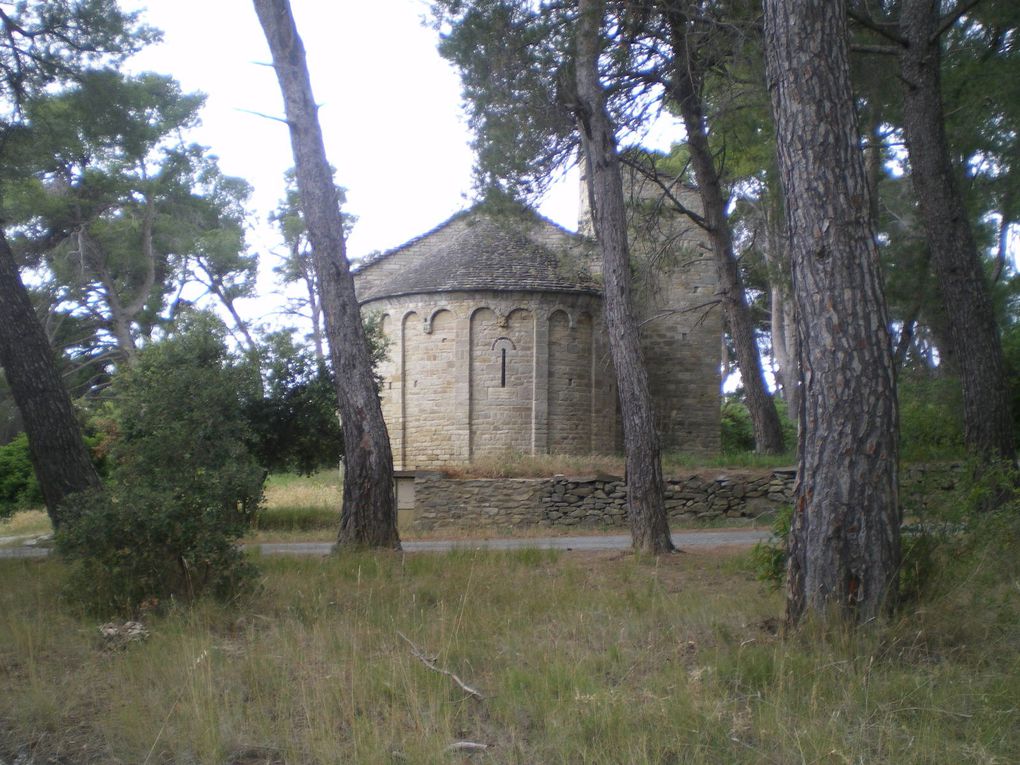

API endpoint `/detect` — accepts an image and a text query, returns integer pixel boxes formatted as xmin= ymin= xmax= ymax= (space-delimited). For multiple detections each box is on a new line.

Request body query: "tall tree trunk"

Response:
xmin=769 ymin=284 xmax=794 ymax=406
xmin=764 ymin=0 xmax=900 ymax=624
xmin=301 ymin=256 xmax=326 ymax=364
xmin=254 ymin=0 xmax=399 ymax=549
xmin=663 ymin=2 xmax=785 ymax=455
xmin=898 ymin=0 xmax=1015 ymax=462
xmin=764 ymin=180 xmax=800 ymax=419
xmin=0 ymin=232 xmax=101 ymax=527
xmin=575 ymin=0 xmax=673 ymax=554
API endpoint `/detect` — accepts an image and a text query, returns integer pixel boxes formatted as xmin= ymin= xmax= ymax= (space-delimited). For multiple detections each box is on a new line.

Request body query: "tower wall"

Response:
xmin=579 ymin=166 xmax=722 ymax=454
xmin=363 ymin=290 xmax=618 ymax=470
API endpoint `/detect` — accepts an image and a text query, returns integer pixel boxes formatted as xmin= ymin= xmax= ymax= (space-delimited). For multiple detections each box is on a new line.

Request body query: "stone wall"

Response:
xmin=410 ymin=469 xmax=797 ymax=533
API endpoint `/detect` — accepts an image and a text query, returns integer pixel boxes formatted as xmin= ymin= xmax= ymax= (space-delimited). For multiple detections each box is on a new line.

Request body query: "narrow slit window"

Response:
xmin=491 ymin=336 xmax=515 ymax=388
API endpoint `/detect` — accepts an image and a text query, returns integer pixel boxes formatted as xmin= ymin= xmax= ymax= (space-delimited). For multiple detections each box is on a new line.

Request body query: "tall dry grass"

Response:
xmin=0 ymin=510 xmax=51 ymax=544
xmin=2 ymin=533 xmax=1018 ymax=763
xmin=439 ymin=450 xmax=795 ymax=479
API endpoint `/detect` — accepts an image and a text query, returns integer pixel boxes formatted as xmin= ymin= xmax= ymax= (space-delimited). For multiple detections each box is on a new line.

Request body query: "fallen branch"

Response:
xmin=397 ymin=631 xmax=485 ymax=701
xmin=446 ymin=741 xmax=489 ymax=752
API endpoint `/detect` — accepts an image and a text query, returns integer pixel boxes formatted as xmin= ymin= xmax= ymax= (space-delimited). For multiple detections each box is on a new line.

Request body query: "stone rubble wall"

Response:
xmin=409 ymin=464 xmax=963 ymax=533
xmin=411 ymin=469 xmax=797 ymax=533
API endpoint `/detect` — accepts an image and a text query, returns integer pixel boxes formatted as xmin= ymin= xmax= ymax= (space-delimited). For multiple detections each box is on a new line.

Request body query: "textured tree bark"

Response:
xmin=662 ymin=2 xmax=785 ymax=455
xmin=0 ymin=232 xmax=101 ymax=527
xmin=575 ymin=0 xmax=673 ymax=554
xmin=764 ymin=0 xmax=900 ymax=624
xmin=254 ymin=0 xmax=399 ymax=549
xmin=898 ymin=0 xmax=1015 ymax=462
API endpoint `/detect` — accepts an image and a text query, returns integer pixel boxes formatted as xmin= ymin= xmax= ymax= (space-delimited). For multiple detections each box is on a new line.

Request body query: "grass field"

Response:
xmin=2 ymin=529 xmax=1019 ymax=763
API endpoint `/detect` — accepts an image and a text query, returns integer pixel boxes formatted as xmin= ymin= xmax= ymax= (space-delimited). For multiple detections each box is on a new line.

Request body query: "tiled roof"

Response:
xmin=354 ymin=206 xmax=600 ymax=303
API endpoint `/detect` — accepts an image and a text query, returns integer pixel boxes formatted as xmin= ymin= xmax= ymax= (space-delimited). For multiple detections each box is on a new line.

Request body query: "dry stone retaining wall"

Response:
xmin=411 ymin=469 xmax=797 ymax=533
xmin=408 ymin=464 xmax=963 ymax=533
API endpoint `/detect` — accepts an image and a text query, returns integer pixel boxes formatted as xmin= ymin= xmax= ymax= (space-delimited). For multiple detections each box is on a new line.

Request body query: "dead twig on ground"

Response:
xmin=397 ymin=631 xmax=485 ymax=701
xmin=446 ymin=741 xmax=490 ymax=752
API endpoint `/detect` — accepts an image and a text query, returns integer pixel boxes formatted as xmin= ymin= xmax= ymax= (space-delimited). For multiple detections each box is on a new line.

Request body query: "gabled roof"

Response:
xmin=354 ymin=206 xmax=600 ymax=303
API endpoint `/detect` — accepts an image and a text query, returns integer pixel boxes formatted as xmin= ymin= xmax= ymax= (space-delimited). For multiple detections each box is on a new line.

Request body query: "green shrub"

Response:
xmin=109 ymin=311 xmax=265 ymax=525
xmin=56 ymin=312 xmax=263 ymax=614
xmin=720 ymin=397 xmax=755 ymax=453
xmin=721 ymin=396 xmax=796 ymax=454
xmin=749 ymin=505 xmax=792 ymax=588
xmin=0 ymin=428 xmax=107 ymax=518
xmin=57 ymin=487 xmax=257 ymax=614
xmin=242 ymin=330 xmax=344 ymax=477
xmin=0 ymin=433 xmax=41 ymax=517
xmin=898 ymin=374 xmax=965 ymax=461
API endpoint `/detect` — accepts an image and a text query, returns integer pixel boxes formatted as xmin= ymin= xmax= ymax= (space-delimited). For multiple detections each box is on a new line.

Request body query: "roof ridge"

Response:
xmin=353 ymin=206 xmax=477 ymax=273
xmin=354 ymin=204 xmax=599 ymax=304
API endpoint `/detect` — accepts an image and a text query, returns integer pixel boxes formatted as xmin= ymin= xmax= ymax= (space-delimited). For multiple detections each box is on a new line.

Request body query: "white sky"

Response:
xmin=123 ymin=0 xmax=585 ymax=329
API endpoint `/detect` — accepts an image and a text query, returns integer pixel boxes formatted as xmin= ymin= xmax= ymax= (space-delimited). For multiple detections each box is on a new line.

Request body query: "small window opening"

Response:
xmin=500 ymin=348 xmax=507 ymax=387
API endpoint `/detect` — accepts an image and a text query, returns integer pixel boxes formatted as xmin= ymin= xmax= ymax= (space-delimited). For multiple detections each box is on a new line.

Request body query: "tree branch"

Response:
xmin=397 ymin=632 xmax=484 ymax=701
xmin=851 ymin=43 xmax=903 ymax=56
xmin=235 ymin=107 xmax=291 ymax=125
xmin=847 ymin=8 xmax=907 ymax=46
xmin=932 ymin=0 xmax=983 ymax=43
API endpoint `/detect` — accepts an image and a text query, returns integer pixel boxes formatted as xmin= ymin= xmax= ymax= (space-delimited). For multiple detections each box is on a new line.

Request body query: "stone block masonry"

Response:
xmin=411 ymin=469 xmax=797 ymax=533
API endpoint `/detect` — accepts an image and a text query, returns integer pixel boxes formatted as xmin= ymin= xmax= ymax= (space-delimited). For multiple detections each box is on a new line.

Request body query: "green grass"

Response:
xmin=2 ymin=529 xmax=1019 ymax=763
xmin=662 ymin=450 xmax=795 ymax=472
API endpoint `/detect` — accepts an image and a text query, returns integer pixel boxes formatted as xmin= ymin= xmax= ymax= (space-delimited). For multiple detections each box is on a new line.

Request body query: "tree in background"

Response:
xmin=436 ymin=0 xmax=675 ymax=552
xmin=0 ymin=2 xmax=154 ymax=525
xmin=254 ymin=0 xmax=400 ymax=550
xmin=269 ymin=168 xmax=356 ymax=364
xmin=243 ymin=329 xmax=343 ymax=477
xmin=656 ymin=0 xmax=784 ymax=454
xmin=7 ymin=71 xmax=259 ymax=364
xmin=849 ymin=0 xmax=1017 ymax=462
xmin=764 ymin=0 xmax=900 ymax=623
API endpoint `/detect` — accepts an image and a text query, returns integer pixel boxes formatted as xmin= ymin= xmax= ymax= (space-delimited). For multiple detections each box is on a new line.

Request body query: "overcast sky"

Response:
xmin=125 ymin=2 xmax=575 ymax=264
xmin=120 ymin=0 xmax=687 ymax=331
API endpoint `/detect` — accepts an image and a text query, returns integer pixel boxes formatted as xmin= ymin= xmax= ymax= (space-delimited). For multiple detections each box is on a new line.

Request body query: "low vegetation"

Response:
xmin=438 ymin=449 xmax=794 ymax=480
xmin=2 ymin=518 xmax=1019 ymax=763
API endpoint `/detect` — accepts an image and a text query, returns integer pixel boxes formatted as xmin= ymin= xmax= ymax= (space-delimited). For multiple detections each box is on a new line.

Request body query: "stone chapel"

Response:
xmin=353 ymin=173 xmax=721 ymax=470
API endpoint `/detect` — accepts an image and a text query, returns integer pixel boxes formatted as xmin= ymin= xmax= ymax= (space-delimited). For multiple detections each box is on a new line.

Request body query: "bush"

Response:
xmin=898 ymin=374 xmax=965 ymax=461
xmin=56 ymin=312 xmax=263 ymax=614
xmin=57 ymin=487 xmax=257 ymax=614
xmin=750 ymin=463 xmax=1020 ymax=604
xmin=242 ymin=330 xmax=344 ymax=476
xmin=109 ymin=312 xmax=265 ymax=524
xmin=749 ymin=505 xmax=792 ymax=588
xmin=721 ymin=396 xmax=796 ymax=454
xmin=0 ymin=433 xmax=41 ymax=517
xmin=720 ymin=398 xmax=755 ymax=453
